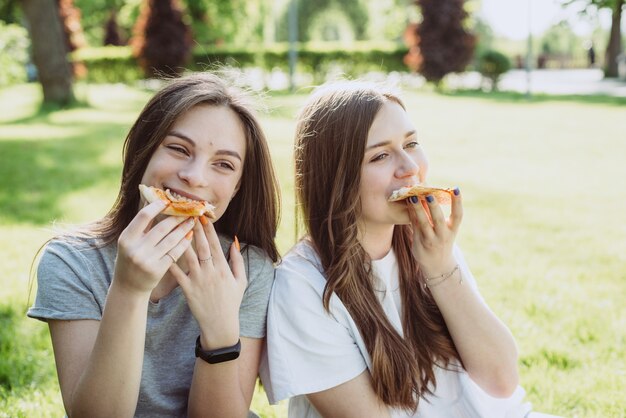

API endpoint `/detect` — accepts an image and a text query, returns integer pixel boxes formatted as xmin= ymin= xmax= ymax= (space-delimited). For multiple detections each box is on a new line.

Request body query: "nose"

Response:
xmin=178 ymin=159 xmax=208 ymax=187
xmin=395 ymin=152 xmax=420 ymax=180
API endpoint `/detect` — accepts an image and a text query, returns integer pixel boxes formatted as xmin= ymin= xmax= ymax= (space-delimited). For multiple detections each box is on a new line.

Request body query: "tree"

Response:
xmin=104 ymin=10 xmax=124 ymax=46
xmin=20 ymin=0 xmax=75 ymax=105
xmin=405 ymin=0 xmax=476 ymax=85
xmin=561 ymin=0 xmax=624 ymax=77
xmin=131 ymin=0 xmax=192 ymax=78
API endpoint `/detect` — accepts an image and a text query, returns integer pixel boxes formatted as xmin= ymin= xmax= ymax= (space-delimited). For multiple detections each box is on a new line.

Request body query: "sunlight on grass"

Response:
xmin=1 ymin=82 xmax=624 ymax=417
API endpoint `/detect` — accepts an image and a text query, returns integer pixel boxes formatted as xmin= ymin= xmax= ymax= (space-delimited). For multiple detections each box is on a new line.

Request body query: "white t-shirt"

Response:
xmin=260 ymin=239 xmax=532 ymax=418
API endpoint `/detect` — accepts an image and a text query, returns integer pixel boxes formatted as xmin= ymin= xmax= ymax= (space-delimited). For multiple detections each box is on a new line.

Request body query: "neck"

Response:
xmin=359 ymin=224 xmax=394 ymax=260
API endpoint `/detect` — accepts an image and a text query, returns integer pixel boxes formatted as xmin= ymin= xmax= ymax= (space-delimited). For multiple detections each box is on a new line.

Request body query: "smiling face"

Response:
xmin=358 ymin=100 xmax=429 ymax=234
xmin=140 ymin=104 xmax=246 ymax=221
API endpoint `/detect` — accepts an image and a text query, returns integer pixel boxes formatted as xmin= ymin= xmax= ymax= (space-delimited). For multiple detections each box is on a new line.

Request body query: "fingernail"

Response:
xmin=185 ymin=230 xmax=193 ymax=240
xmin=426 ymin=195 xmax=434 ymax=203
xmin=410 ymin=196 xmax=419 ymax=204
xmin=199 ymin=215 xmax=208 ymax=226
xmin=234 ymin=235 xmax=240 ymax=251
xmin=453 ymin=187 xmax=460 ymax=196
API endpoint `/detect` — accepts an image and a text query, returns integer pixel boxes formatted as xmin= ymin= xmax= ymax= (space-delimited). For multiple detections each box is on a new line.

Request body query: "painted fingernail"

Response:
xmin=426 ymin=195 xmax=434 ymax=203
xmin=234 ymin=235 xmax=240 ymax=251
xmin=185 ymin=230 xmax=194 ymax=240
xmin=453 ymin=187 xmax=460 ymax=196
xmin=199 ymin=215 xmax=208 ymax=226
xmin=410 ymin=196 xmax=419 ymax=204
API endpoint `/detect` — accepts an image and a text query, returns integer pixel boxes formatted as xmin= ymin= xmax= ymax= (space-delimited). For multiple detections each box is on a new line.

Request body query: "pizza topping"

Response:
xmin=139 ymin=184 xmax=216 ymax=218
xmin=388 ymin=184 xmax=453 ymax=204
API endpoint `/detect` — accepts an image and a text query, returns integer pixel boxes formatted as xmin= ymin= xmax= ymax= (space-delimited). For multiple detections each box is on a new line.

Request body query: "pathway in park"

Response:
xmin=453 ymin=69 xmax=626 ymax=97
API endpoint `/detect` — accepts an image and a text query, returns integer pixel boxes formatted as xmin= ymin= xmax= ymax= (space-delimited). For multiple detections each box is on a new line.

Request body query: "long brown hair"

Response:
xmin=91 ymin=72 xmax=280 ymax=261
xmin=294 ymin=82 xmax=460 ymax=411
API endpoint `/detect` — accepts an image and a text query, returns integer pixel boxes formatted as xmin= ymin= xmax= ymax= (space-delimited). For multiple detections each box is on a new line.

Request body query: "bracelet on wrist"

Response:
xmin=423 ymin=264 xmax=462 ymax=289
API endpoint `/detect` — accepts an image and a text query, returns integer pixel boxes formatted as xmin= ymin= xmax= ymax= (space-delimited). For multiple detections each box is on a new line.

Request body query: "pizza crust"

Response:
xmin=139 ymin=184 xmax=216 ymax=218
xmin=388 ymin=185 xmax=453 ymax=204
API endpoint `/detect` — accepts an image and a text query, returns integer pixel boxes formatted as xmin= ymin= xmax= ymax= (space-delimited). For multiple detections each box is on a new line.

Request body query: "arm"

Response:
xmin=307 ymin=371 xmax=391 ymax=418
xmin=171 ymin=220 xmax=253 ymax=417
xmin=188 ymin=337 xmax=262 ymax=417
xmin=49 ymin=201 xmax=195 ymax=417
xmin=408 ymin=192 xmax=519 ymax=398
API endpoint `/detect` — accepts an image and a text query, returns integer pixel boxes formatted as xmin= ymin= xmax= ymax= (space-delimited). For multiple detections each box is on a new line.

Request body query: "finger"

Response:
xmin=169 ymin=261 xmax=190 ymax=291
xmin=193 ymin=217 xmax=212 ymax=261
xmin=229 ymin=240 xmax=247 ymax=283
xmin=448 ymin=187 xmax=463 ymax=233
xmin=124 ymin=200 xmax=168 ymax=239
xmin=155 ymin=218 xmax=195 ymax=258
xmin=410 ymin=196 xmax=435 ymax=237
xmin=424 ymin=194 xmax=447 ymax=234
xmin=145 ymin=216 xmax=192 ymax=246
xmin=203 ymin=219 xmax=228 ymax=271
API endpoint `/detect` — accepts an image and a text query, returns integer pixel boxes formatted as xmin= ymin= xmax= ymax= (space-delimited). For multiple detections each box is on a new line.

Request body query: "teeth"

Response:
xmin=165 ymin=189 xmax=196 ymax=203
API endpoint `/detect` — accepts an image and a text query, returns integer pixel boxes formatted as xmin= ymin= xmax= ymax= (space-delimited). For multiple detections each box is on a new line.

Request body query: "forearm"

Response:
xmin=188 ymin=359 xmax=249 ymax=418
xmin=70 ymin=281 xmax=149 ymax=417
xmin=429 ymin=271 xmax=519 ymax=397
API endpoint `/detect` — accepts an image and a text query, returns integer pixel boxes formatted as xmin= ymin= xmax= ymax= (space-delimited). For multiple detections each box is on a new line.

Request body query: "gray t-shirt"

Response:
xmin=28 ymin=234 xmax=275 ymax=417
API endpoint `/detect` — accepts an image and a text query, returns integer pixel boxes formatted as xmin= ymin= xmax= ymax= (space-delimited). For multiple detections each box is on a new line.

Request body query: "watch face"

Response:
xmin=207 ymin=351 xmax=240 ymax=364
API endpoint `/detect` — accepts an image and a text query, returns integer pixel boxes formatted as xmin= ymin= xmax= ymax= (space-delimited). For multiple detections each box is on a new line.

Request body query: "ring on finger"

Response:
xmin=166 ymin=253 xmax=177 ymax=263
xmin=199 ymin=256 xmax=213 ymax=264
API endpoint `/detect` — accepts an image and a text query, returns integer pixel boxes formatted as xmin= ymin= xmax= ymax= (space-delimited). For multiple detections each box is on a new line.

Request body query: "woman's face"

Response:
xmin=358 ymin=100 xmax=429 ymax=230
xmin=141 ymin=104 xmax=246 ymax=221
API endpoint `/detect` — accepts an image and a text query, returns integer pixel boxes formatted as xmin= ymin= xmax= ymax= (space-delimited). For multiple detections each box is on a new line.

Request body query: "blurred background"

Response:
xmin=1 ymin=0 xmax=625 ymax=417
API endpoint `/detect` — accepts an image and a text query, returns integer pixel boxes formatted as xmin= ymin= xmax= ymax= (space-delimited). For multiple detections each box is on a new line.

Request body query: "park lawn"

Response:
xmin=0 ymin=82 xmax=624 ymax=417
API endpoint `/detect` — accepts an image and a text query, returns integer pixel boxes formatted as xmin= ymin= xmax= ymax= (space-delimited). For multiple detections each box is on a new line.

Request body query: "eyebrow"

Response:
xmin=168 ymin=130 xmax=243 ymax=161
xmin=365 ymin=130 xmax=417 ymax=151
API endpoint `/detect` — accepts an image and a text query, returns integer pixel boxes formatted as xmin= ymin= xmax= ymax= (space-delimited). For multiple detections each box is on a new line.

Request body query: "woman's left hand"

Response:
xmin=407 ymin=188 xmax=462 ymax=278
xmin=169 ymin=217 xmax=247 ymax=349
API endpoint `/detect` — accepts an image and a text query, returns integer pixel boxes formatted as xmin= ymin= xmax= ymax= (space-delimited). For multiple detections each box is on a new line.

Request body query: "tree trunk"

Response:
xmin=604 ymin=0 xmax=623 ymax=78
xmin=20 ymin=0 xmax=74 ymax=105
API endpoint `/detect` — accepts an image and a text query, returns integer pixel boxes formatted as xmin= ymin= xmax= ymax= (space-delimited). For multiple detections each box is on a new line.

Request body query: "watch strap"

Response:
xmin=195 ymin=336 xmax=241 ymax=364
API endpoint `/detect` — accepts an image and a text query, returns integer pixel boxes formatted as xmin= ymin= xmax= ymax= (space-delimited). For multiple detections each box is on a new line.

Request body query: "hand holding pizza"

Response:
xmin=169 ymin=217 xmax=247 ymax=349
xmin=113 ymin=200 xmax=195 ymax=295
xmin=406 ymin=187 xmax=463 ymax=280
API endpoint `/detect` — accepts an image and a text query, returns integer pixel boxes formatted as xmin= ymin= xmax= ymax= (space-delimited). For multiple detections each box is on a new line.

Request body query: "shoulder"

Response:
xmin=275 ymin=239 xmax=327 ymax=296
xmin=39 ymin=235 xmax=114 ymax=272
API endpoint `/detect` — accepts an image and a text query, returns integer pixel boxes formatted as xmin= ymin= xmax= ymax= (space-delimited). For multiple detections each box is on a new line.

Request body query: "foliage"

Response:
xmin=477 ymin=50 xmax=511 ymax=91
xmin=72 ymin=42 xmax=409 ymax=84
xmin=407 ymin=0 xmax=476 ymax=84
xmin=131 ymin=0 xmax=192 ymax=77
xmin=276 ymin=0 xmax=369 ymax=43
xmin=0 ymin=0 xmax=20 ymax=24
xmin=0 ymin=22 xmax=30 ymax=87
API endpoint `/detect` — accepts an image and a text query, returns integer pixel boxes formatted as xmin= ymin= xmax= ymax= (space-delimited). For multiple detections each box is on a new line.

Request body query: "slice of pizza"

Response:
xmin=388 ymin=185 xmax=453 ymax=205
xmin=139 ymin=185 xmax=216 ymax=218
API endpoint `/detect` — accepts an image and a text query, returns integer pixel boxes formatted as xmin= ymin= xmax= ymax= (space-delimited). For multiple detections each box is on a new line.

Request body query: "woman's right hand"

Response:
xmin=113 ymin=200 xmax=195 ymax=295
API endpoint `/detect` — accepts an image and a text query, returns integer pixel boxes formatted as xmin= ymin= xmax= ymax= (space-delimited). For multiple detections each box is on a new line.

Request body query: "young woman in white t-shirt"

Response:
xmin=262 ymin=82 xmax=539 ymax=417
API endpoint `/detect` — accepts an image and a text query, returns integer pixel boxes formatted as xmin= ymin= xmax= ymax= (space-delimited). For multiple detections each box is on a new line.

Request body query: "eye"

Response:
xmin=216 ymin=161 xmax=236 ymax=171
xmin=166 ymin=144 xmax=190 ymax=156
xmin=404 ymin=141 xmax=420 ymax=149
xmin=370 ymin=153 xmax=389 ymax=162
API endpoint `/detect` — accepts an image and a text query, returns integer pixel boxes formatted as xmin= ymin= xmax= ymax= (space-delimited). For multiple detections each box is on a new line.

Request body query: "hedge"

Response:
xmin=72 ymin=42 xmax=410 ymax=84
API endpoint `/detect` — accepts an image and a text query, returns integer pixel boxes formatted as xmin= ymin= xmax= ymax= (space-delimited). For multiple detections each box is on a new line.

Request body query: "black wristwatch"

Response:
xmin=195 ymin=336 xmax=241 ymax=364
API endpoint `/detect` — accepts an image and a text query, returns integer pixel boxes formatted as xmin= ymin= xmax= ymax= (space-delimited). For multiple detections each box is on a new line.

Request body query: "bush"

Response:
xmin=478 ymin=50 xmax=511 ymax=91
xmin=0 ymin=22 xmax=30 ymax=87
xmin=75 ymin=42 xmax=410 ymax=86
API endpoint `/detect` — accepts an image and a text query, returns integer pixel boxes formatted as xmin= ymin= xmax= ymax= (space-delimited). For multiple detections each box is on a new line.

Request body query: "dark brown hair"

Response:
xmin=294 ymin=82 xmax=460 ymax=411
xmin=93 ymin=72 xmax=280 ymax=261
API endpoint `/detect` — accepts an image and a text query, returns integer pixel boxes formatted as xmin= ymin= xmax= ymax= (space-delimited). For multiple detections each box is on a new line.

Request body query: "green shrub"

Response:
xmin=478 ymin=49 xmax=511 ymax=91
xmin=0 ymin=22 xmax=30 ymax=87
xmin=75 ymin=42 xmax=410 ymax=86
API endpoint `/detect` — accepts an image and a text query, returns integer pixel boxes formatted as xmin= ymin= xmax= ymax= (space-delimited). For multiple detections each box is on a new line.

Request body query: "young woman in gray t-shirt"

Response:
xmin=28 ymin=72 xmax=279 ymax=417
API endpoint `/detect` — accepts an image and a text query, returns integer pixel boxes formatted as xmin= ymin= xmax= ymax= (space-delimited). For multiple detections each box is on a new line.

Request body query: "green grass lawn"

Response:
xmin=1 ymin=82 xmax=624 ymax=417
